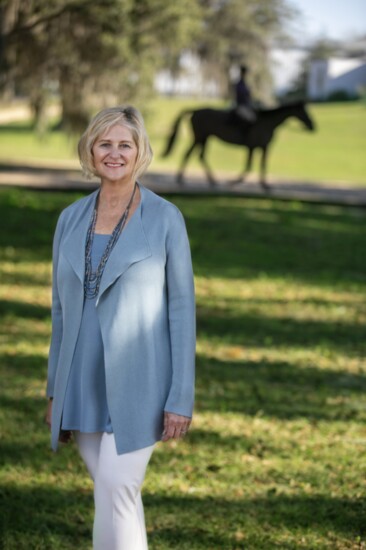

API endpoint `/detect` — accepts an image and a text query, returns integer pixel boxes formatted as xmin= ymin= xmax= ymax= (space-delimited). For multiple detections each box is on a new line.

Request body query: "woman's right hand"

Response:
xmin=45 ymin=399 xmax=72 ymax=443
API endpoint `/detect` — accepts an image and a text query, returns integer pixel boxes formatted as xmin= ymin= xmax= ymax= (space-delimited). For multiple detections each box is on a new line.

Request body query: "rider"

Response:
xmin=235 ymin=65 xmax=257 ymax=124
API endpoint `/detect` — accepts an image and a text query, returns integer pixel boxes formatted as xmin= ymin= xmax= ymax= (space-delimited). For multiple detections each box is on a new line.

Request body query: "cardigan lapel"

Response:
xmin=96 ymin=185 xmax=152 ymax=303
xmin=62 ymin=190 xmax=98 ymax=284
xmin=61 ymin=185 xmax=151 ymax=300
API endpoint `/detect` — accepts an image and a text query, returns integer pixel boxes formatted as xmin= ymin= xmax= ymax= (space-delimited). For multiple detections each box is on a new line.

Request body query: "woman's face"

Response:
xmin=92 ymin=124 xmax=138 ymax=185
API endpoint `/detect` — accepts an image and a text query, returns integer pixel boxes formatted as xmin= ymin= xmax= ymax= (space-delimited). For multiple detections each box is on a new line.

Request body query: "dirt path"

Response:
xmin=0 ymin=161 xmax=365 ymax=206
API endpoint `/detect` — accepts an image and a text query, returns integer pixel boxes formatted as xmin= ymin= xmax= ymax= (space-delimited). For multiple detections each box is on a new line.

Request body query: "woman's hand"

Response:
xmin=59 ymin=430 xmax=73 ymax=444
xmin=45 ymin=399 xmax=72 ymax=444
xmin=162 ymin=412 xmax=191 ymax=442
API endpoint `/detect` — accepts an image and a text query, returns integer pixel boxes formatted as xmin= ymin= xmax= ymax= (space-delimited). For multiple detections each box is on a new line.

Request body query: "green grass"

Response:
xmin=0 ymin=98 xmax=365 ymax=184
xmin=1 ymin=188 xmax=366 ymax=549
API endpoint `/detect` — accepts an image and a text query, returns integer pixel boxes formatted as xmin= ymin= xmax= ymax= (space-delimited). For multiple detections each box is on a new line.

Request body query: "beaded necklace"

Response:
xmin=84 ymin=182 xmax=137 ymax=299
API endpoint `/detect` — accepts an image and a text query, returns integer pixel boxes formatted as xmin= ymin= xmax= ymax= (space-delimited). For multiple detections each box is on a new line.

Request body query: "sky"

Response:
xmin=287 ymin=0 xmax=366 ymax=42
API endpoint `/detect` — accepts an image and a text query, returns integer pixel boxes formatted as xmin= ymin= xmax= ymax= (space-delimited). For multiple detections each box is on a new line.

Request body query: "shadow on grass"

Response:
xmin=0 ymin=393 xmax=46 ymax=419
xmin=1 ymin=190 xmax=366 ymax=287
xmin=0 ymin=299 xmax=49 ymax=320
xmin=197 ymin=303 xmax=366 ymax=354
xmin=0 ymin=485 xmax=364 ymax=549
xmin=1 ymin=348 xmax=48 ymax=378
xmin=196 ymin=356 xmax=366 ymax=421
xmin=180 ymin=196 xmax=366 ymax=285
xmin=0 ymin=438 xmax=57 ymax=471
xmin=0 ymin=188 xmax=82 ymax=259
xmin=145 ymin=493 xmax=365 ymax=546
xmin=0 ymin=484 xmax=92 ymax=550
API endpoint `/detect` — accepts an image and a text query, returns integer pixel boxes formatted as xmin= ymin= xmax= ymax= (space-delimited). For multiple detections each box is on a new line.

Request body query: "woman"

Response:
xmin=45 ymin=105 xmax=195 ymax=549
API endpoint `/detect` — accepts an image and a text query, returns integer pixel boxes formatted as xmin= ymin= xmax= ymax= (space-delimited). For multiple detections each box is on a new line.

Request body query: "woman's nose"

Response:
xmin=109 ymin=146 xmax=120 ymax=158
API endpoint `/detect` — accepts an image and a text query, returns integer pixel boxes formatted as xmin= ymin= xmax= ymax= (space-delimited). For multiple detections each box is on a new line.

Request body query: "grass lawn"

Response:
xmin=0 ymin=98 xmax=365 ymax=185
xmin=1 ymin=188 xmax=366 ymax=549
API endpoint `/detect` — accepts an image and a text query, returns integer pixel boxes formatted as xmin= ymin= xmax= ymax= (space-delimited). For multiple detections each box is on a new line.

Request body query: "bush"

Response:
xmin=327 ymin=89 xmax=358 ymax=101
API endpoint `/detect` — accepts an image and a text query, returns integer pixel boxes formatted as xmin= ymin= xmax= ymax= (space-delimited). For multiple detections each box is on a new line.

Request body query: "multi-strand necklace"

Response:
xmin=84 ymin=182 xmax=137 ymax=299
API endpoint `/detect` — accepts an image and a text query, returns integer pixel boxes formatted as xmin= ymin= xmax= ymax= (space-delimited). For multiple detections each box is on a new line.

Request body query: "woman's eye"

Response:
xmin=121 ymin=143 xmax=131 ymax=149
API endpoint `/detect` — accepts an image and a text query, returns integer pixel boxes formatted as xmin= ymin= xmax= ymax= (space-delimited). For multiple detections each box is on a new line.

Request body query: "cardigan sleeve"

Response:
xmin=46 ymin=212 xmax=65 ymax=398
xmin=164 ymin=208 xmax=196 ymax=417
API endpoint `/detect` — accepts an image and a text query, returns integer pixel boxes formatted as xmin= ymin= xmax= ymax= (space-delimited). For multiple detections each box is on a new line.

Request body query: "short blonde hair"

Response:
xmin=78 ymin=105 xmax=153 ymax=180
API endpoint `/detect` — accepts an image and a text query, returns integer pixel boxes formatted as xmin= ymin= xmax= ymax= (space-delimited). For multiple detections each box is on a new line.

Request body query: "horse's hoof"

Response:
xmin=176 ymin=176 xmax=184 ymax=186
xmin=261 ymin=182 xmax=270 ymax=193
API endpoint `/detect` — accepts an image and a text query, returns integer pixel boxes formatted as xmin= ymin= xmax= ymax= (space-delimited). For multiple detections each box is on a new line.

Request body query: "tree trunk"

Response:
xmin=59 ymin=68 xmax=90 ymax=134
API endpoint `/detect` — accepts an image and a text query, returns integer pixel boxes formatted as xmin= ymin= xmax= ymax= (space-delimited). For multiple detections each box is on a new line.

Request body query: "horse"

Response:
xmin=162 ymin=102 xmax=315 ymax=189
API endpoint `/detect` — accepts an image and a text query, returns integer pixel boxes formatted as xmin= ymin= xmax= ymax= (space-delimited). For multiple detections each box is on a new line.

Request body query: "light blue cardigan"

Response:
xmin=47 ymin=184 xmax=196 ymax=455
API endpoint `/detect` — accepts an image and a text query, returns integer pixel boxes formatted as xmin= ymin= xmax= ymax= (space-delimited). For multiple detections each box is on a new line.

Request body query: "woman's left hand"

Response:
xmin=162 ymin=412 xmax=191 ymax=441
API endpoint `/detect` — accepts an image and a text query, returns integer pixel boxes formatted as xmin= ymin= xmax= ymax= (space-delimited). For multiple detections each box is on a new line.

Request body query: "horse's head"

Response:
xmin=296 ymin=102 xmax=316 ymax=131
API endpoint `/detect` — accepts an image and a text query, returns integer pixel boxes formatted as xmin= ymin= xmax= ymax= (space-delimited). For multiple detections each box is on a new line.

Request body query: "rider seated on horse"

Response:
xmin=234 ymin=65 xmax=257 ymax=124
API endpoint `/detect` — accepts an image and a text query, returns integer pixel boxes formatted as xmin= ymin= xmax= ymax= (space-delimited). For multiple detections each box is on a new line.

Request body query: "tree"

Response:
xmin=0 ymin=0 xmax=295 ymax=130
xmin=0 ymin=0 xmax=200 ymax=131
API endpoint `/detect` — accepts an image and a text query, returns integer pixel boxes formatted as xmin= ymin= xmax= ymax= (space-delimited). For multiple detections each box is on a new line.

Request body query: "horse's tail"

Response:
xmin=161 ymin=110 xmax=192 ymax=157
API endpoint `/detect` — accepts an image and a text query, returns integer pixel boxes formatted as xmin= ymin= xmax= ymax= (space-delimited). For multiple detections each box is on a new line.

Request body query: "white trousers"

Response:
xmin=74 ymin=432 xmax=155 ymax=550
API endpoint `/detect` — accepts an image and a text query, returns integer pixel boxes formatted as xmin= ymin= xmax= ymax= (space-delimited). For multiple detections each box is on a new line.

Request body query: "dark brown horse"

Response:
xmin=162 ymin=102 xmax=315 ymax=189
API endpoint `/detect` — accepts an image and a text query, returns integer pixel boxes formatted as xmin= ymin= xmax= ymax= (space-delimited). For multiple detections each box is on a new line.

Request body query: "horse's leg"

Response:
xmin=177 ymin=141 xmax=197 ymax=185
xmin=229 ymin=147 xmax=253 ymax=185
xmin=260 ymin=146 xmax=270 ymax=191
xmin=241 ymin=148 xmax=253 ymax=182
xmin=199 ymin=140 xmax=217 ymax=186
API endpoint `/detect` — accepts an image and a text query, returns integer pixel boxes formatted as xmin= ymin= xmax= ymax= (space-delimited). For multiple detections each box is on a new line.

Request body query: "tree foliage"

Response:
xmin=0 ymin=0 xmax=293 ymax=131
xmin=196 ymin=0 xmax=296 ymax=103
xmin=0 ymin=0 xmax=200 ymax=130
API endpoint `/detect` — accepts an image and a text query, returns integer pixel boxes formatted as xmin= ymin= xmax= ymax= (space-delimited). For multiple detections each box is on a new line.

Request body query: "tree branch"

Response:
xmin=2 ymin=0 xmax=99 ymax=39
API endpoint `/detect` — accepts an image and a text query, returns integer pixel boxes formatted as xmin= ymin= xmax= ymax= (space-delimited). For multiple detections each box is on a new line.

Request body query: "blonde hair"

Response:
xmin=78 ymin=105 xmax=153 ymax=180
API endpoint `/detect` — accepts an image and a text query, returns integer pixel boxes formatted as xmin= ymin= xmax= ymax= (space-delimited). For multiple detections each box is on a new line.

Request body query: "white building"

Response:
xmin=307 ymin=57 xmax=366 ymax=100
xmin=269 ymin=47 xmax=308 ymax=96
